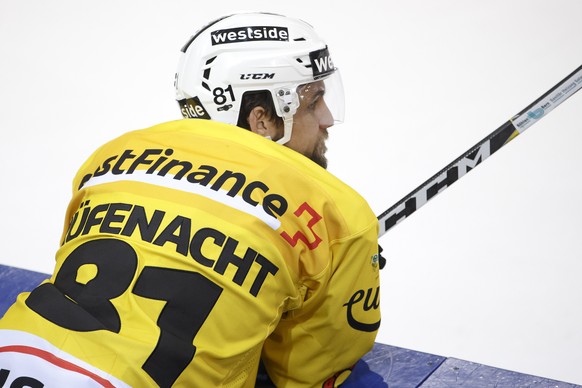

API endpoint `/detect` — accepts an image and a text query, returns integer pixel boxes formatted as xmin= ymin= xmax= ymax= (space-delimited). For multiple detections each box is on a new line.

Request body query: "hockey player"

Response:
xmin=0 ymin=12 xmax=381 ymax=387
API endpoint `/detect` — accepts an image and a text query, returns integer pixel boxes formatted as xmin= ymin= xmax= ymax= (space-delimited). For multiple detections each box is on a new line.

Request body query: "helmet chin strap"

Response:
xmin=275 ymin=117 xmax=293 ymax=145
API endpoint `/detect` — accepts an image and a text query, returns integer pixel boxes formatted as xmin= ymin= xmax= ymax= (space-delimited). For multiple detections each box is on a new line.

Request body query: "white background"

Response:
xmin=1 ymin=0 xmax=581 ymax=384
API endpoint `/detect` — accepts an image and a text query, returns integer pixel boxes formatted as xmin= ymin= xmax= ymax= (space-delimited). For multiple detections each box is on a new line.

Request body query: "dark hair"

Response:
xmin=236 ymin=90 xmax=284 ymax=130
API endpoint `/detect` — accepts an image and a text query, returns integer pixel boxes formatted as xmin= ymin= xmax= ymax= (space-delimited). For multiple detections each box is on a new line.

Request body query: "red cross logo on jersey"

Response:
xmin=280 ymin=202 xmax=322 ymax=250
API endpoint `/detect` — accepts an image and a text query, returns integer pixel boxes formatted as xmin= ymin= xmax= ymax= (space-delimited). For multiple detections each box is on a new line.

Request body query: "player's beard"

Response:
xmin=309 ymin=131 xmax=328 ymax=169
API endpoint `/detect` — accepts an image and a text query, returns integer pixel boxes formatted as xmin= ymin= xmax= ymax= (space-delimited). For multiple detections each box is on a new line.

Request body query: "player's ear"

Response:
xmin=248 ymin=107 xmax=277 ymax=140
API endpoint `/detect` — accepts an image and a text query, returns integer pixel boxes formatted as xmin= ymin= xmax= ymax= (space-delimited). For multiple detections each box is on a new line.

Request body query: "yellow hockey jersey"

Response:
xmin=0 ymin=119 xmax=381 ymax=387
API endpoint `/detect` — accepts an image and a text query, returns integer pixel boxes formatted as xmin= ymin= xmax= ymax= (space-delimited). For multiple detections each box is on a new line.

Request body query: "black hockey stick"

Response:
xmin=378 ymin=64 xmax=582 ymax=237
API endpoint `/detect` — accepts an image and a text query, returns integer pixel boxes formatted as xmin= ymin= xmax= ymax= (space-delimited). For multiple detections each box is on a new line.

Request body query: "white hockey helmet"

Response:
xmin=174 ymin=12 xmax=344 ymax=144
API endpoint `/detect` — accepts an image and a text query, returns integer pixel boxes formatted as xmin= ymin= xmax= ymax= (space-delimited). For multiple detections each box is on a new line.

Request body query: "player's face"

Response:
xmin=285 ymin=81 xmax=334 ymax=168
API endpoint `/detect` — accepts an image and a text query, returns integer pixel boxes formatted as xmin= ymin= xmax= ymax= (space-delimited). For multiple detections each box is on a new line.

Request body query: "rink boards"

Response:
xmin=1 ymin=264 xmax=579 ymax=387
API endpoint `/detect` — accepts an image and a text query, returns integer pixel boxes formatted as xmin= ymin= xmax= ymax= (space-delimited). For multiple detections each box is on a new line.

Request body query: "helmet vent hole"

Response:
xmin=295 ymin=56 xmax=312 ymax=70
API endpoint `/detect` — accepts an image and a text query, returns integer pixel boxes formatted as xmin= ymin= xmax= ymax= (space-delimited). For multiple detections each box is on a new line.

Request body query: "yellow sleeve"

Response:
xmin=262 ymin=219 xmax=381 ymax=387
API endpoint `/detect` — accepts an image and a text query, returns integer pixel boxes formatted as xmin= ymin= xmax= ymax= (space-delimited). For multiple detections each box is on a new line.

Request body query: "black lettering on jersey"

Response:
xmin=343 ymin=287 xmax=381 ymax=332
xmin=0 ymin=370 xmax=44 ymax=388
xmin=121 ymin=206 xmax=166 ymax=242
xmin=78 ymin=149 xmax=290 ymax=220
xmin=26 ymin=238 xmax=222 ymax=387
xmin=153 ymin=215 xmax=192 ymax=256
xmin=189 ymin=227 xmax=279 ymax=297
xmin=27 ymin=239 xmax=138 ymax=333
xmin=63 ymin=201 xmax=279 ymax=297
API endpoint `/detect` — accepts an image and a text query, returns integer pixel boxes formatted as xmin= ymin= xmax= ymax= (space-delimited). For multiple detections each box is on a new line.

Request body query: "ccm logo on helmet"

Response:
xmin=211 ymin=26 xmax=289 ymax=45
xmin=240 ymin=73 xmax=275 ymax=80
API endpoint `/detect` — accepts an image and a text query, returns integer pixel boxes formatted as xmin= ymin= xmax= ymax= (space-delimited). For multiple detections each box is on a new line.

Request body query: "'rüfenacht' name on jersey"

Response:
xmin=63 ymin=200 xmax=279 ymax=297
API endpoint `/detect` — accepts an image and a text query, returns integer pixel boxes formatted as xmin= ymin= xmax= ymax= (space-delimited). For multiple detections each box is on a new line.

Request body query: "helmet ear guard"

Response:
xmin=174 ymin=12 xmax=344 ymax=144
xmin=273 ymin=87 xmax=300 ymax=144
